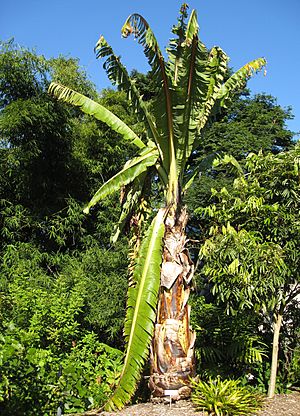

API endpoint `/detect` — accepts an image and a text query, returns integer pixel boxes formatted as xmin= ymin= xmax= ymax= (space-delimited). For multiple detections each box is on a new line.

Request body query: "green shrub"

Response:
xmin=288 ymin=341 xmax=300 ymax=388
xmin=0 ymin=331 xmax=123 ymax=415
xmin=0 ymin=235 xmax=127 ymax=414
xmin=191 ymin=376 xmax=264 ymax=416
xmin=56 ymin=333 xmax=123 ymax=413
xmin=190 ymin=298 xmax=267 ymax=380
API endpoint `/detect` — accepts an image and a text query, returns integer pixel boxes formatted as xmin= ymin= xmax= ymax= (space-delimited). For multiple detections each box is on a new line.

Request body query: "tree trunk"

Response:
xmin=267 ymin=312 xmax=283 ymax=399
xmin=149 ymin=207 xmax=196 ymax=400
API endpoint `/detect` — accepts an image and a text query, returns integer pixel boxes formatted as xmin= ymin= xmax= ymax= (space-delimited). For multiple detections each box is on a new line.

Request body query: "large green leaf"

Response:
xmin=172 ymin=10 xmax=210 ymax=175
xmin=104 ymin=208 xmax=166 ymax=411
xmin=196 ymin=46 xmax=228 ymax=132
xmin=176 ymin=46 xmax=228 ymax=161
xmin=121 ymin=14 xmax=177 ymax=200
xmin=184 ymin=9 xmax=199 ymax=46
xmin=166 ymin=10 xmax=227 ymax=179
xmin=83 ymin=147 xmax=158 ymax=213
xmin=216 ymin=57 xmax=267 ymax=107
xmin=94 ymin=36 xmax=166 ymax=167
xmin=48 ymin=82 xmax=145 ymax=149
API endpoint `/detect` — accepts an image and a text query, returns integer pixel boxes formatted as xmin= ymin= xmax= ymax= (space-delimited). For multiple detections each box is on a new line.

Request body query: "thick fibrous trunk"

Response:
xmin=149 ymin=207 xmax=196 ymax=400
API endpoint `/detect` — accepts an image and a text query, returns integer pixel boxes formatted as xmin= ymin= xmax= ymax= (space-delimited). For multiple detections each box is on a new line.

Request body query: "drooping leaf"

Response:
xmin=216 ymin=57 xmax=267 ymax=108
xmin=121 ymin=14 xmax=167 ymax=80
xmin=83 ymin=147 xmax=158 ymax=213
xmin=48 ymin=82 xmax=145 ymax=149
xmin=104 ymin=208 xmax=166 ymax=411
xmin=110 ymin=172 xmax=147 ymax=244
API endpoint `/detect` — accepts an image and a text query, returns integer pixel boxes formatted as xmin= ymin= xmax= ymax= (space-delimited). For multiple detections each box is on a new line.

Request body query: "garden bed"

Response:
xmin=95 ymin=392 xmax=300 ymax=416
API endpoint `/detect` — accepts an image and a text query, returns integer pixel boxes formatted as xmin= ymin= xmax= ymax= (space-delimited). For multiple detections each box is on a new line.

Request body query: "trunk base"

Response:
xmin=149 ymin=373 xmax=192 ymax=400
xmin=149 ymin=207 xmax=196 ymax=401
xmin=149 ymin=317 xmax=195 ymax=400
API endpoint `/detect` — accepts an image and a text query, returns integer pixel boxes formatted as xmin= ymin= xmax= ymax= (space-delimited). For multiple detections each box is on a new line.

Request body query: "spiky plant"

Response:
xmin=48 ymin=5 xmax=266 ymax=411
xmin=191 ymin=376 xmax=264 ymax=416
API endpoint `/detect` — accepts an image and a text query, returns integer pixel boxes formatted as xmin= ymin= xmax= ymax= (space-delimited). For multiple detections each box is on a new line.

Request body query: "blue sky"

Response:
xmin=1 ymin=0 xmax=299 ymax=135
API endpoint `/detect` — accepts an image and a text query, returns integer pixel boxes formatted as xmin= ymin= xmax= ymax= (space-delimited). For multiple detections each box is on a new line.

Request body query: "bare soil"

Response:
xmin=257 ymin=392 xmax=300 ymax=416
xmin=96 ymin=392 xmax=300 ymax=416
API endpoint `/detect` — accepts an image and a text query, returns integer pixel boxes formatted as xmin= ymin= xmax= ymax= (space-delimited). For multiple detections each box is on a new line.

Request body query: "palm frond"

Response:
xmin=229 ymin=335 xmax=268 ymax=364
xmin=105 ymin=208 xmax=166 ymax=411
xmin=83 ymin=147 xmax=158 ymax=214
xmin=48 ymin=82 xmax=145 ymax=149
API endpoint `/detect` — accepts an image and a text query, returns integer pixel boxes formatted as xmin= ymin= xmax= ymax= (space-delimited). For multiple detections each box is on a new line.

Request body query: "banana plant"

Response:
xmin=48 ymin=5 xmax=266 ymax=411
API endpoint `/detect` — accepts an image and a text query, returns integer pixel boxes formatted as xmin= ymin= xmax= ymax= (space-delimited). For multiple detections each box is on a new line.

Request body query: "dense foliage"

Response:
xmin=194 ymin=146 xmax=300 ymax=394
xmin=0 ymin=40 xmax=134 ymax=414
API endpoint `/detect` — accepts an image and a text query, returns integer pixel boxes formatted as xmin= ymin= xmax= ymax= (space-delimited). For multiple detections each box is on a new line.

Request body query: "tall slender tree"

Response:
xmin=196 ymin=147 xmax=300 ymax=398
xmin=48 ymin=5 xmax=266 ymax=410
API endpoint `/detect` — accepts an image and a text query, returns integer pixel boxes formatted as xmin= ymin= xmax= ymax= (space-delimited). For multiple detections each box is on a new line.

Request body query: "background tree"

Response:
xmin=199 ymin=93 xmax=294 ymax=159
xmin=185 ymin=92 xmax=295 ymax=218
xmin=196 ymin=145 xmax=300 ymax=397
